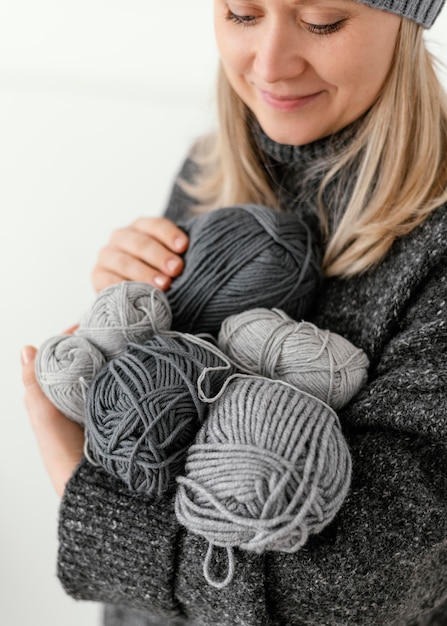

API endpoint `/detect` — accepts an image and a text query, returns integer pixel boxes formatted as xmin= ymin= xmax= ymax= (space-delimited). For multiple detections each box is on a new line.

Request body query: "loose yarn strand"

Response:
xmin=83 ymin=439 xmax=100 ymax=467
xmin=203 ymin=544 xmax=236 ymax=590
xmin=160 ymin=330 xmax=236 ymax=401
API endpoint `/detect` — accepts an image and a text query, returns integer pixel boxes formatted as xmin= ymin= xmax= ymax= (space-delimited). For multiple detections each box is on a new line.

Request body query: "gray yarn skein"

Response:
xmin=76 ymin=281 xmax=172 ymax=359
xmin=175 ymin=376 xmax=351 ymax=588
xmin=218 ymin=308 xmax=369 ymax=410
xmin=167 ymin=204 xmax=321 ymax=336
xmin=35 ymin=334 xmax=106 ymax=424
xmin=85 ymin=333 xmax=235 ymax=497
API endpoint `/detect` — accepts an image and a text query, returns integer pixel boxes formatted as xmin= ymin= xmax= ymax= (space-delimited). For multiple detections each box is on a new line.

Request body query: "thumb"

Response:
xmin=21 ymin=345 xmax=38 ymax=388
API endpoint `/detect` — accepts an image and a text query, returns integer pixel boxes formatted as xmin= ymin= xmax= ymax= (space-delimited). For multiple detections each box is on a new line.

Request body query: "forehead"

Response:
xmin=223 ymin=0 xmax=361 ymax=11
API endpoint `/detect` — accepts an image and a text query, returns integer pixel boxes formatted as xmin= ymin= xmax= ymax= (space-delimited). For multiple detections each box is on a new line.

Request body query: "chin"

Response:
xmin=257 ymin=119 xmax=330 ymax=147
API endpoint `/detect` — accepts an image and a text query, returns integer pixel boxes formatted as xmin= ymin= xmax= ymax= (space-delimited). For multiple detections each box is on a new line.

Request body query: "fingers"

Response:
xmin=133 ymin=217 xmax=189 ymax=254
xmin=62 ymin=324 xmax=79 ymax=335
xmin=92 ymin=217 xmax=189 ymax=293
xmin=21 ymin=346 xmax=85 ymax=498
xmin=95 ymin=243 xmax=178 ymax=289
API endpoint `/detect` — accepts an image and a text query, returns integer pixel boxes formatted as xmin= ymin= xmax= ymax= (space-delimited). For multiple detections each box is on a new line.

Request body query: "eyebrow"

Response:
xmin=292 ymin=0 xmax=354 ymax=5
xmin=231 ymin=0 xmax=355 ymax=6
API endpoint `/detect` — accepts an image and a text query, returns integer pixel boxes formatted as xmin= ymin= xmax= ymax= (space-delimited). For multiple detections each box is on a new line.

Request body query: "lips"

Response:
xmin=259 ymin=89 xmax=323 ymax=112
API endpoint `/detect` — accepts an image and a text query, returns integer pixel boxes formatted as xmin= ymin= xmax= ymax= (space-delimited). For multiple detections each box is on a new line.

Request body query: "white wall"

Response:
xmin=1 ymin=3 xmax=446 ymax=625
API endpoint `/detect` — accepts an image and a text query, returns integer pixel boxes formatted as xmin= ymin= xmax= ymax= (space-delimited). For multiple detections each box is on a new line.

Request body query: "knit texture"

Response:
xmin=167 ymin=204 xmax=321 ymax=336
xmin=355 ymin=0 xmax=445 ymax=28
xmin=58 ymin=126 xmax=447 ymax=625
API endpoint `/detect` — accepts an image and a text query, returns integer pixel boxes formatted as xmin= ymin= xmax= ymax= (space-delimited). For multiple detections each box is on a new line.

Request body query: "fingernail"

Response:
xmin=154 ymin=275 xmax=169 ymax=289
xmin=174 ymin=236 xmax=187 ymax=251
xmin=167 ymin=258 xmax=181 ymax=273
xmin=21 ymin=346 xmax=35 ymax=365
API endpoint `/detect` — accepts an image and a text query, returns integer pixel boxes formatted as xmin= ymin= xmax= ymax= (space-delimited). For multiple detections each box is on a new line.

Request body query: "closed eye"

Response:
xmin=305 ymin=20 xmax=346 ymax=35
xmin=226 ymin=11 xmax=258 ymax=26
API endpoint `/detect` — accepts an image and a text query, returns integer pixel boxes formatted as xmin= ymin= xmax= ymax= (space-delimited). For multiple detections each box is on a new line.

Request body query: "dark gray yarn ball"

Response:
xmin=85 ymin=333 xmax=234 ymax=498
xmin=167 ymin=204 xmax=321 ymax=336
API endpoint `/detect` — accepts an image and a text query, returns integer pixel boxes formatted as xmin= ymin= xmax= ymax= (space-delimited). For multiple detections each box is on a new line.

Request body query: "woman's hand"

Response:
xmin=92 ymin=217 xmax=189 ymax=292
xmin=21 ymin=346 xmax=85 ymax=498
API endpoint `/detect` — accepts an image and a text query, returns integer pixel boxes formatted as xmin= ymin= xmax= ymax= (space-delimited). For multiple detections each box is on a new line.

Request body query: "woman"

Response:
xmin=22 ymin=0 xmax=447 ymax=624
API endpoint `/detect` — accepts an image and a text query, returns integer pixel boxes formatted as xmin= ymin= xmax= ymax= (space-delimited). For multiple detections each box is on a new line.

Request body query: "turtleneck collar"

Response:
xmin=252 ymin=119 xmax=360 ymax=166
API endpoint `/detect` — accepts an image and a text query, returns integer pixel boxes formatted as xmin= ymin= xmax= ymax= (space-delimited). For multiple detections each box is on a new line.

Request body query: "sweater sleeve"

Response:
xmin=58 ymin=460 xmax=186 ymax=621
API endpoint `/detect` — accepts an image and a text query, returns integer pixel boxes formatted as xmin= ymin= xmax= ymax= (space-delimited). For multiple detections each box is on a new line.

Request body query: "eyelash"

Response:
xmin=225 ymin=11 xmax=345 ymax=35
xmin=306 ymin=21 xmax=344 ymax=35
xmin=226 ymin=12 xmax=257 ymax=26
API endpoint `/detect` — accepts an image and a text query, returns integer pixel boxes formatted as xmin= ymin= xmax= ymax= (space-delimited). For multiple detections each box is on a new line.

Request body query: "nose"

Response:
xmin=253 ymin=20 xmax=307 ymax=84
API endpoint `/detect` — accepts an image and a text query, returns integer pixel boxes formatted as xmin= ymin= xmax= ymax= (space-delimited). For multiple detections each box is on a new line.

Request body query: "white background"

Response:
xmin=0 ymin=2 xmax=446 ymax=625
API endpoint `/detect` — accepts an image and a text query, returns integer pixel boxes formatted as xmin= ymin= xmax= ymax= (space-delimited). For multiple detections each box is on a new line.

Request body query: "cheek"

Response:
xmin=215 ymin=30 xmax=241 ymax=76
xmin=349 ymin=18 xmax=400 ymax=92
xmin=319 ymin=30 xmax=398 ymax=106
xmin=214 ymin=9 xmax=247 ymax=75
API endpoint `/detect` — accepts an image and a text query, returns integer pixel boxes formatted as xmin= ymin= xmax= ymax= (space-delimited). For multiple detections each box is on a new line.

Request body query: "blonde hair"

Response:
xmin=184 ymin=20 xmax=447 ymax=278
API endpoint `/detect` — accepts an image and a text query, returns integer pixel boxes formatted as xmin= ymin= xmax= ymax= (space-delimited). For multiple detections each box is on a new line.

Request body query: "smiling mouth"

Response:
xmin=259 ymin=89 xmax=324 ymax=111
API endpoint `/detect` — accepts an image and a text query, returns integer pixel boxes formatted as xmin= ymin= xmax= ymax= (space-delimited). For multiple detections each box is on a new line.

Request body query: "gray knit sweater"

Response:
xmin=58 ymin=126 xmax=447 ymax=626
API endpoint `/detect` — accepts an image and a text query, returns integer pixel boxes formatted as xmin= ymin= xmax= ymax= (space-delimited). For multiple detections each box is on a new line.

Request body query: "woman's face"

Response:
xmin=214 ymin=0 xmax=401 ymax=145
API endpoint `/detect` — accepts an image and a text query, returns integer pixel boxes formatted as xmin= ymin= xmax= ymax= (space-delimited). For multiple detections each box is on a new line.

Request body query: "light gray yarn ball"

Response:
xmin=35 ymin=334 xmax=106 ymax=424
xmin=76 ymin=281 xmax=172 ymax=359
xmin=218 ymin=308 xmax=369 ymax=410
xmin=176 ymin=376 xmax=351 ymax=587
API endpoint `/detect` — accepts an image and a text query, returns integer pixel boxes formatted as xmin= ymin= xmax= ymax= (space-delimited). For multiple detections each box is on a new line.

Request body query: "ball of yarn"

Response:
xmin=167 ymin=204 xmax=321 ymax=336
xmin=175 ymin=376 xmax=351 ymax=587
xmin=85 ymin=333 xmax=234 ymax=497
xmin=35 ymin=334 xmax=106 ymax=424
xmin=218 ymin=308 xmax=369 ymax=410
xmin=77 ymin=281 xmax=172 ymax=359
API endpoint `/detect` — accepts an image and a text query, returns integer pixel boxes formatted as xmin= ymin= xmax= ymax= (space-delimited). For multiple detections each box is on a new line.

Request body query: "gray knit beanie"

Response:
xmin=357 ymin=0 xmax=445 ymax=27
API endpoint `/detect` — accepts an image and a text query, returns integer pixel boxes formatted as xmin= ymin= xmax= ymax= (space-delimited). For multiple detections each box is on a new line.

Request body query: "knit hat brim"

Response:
xmin=355 ymin=0 xmax=445 ymax=28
